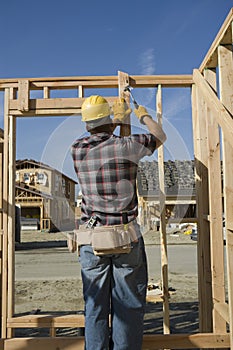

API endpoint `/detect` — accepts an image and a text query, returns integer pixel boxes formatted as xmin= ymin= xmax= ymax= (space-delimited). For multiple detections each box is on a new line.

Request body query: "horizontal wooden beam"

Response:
xmin=15 ymin=202 xmax=42 ymax=207
xmin=10 ymin=109 xmax=81 ymax=117
xmin=199 ymin=8 xmax=233 ymax=71
xmin=9 ymin=96 xmax=118 ymax=116
xmin=7 ymin=314 xmax=85 ymax=328
xmin=33 ymin=80 xmax=118 ymax=89
xmin=129 ymin=75 xmax=193 ymax=88
xmin=10 ymin=97 xmax=85 ymax=111
xmin=147 ymin=200 xmax=196 ymax=205
xmin=2 ymin=333 xmax=230 ymax=349
xmin=0 ymin=80 xmax=118 ymax=90
xmin=167 ymin=217 xmax=198 ymax=224
xmin=143 ymin=333 xmax=230 ymax=349
xmin=3 ymin=337 xmax=84 ymax=350
xmin=0 ymin=75 xmax=117 ymax=83
xmin=142 ymin=197 xmax=196 ymax=203
xmin=0 ymin=75 xmax=193 ymax=91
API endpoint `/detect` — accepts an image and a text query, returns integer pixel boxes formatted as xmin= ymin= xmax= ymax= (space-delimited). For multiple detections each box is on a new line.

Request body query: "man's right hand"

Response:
xmin=135 ymin=106 xmax=167 ymax=147
xmin=134 ymin=105 xmax=152 ymax=124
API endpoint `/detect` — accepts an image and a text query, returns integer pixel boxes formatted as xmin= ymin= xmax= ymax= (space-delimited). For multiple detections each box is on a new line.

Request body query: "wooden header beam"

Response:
xmin=0 ymin=74 xmax=193 ymax=91
xmin=9 ymin=96 xmax=118 ymax=117
xmin=4 ymin=73 xmax=193 ymax=117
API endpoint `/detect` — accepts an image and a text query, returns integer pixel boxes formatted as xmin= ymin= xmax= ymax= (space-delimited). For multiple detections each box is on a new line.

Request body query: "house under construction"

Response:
xmin=15 ymin=159 xmax=76 ymax=232
xmin=0 ymin=7 xmax=233 ymax=350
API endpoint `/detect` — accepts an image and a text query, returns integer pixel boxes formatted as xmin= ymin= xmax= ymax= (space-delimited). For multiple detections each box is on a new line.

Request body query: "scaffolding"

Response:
xmin=0 ymin=7 xmax=233 ymax=349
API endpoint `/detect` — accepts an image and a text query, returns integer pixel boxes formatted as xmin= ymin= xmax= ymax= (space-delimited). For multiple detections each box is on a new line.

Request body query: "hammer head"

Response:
xmin=123 ymin=85 xmax=133 ymax=92
xmin=123 ymin=85 xmax=139 ymax=108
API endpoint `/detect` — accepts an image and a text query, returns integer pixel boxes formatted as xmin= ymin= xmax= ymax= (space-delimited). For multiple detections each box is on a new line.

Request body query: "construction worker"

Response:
xmin=71 ymin=95 xmax=166 ymax=350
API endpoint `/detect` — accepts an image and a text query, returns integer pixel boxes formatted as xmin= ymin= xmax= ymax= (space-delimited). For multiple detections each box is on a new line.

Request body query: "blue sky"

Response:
xmin=0 ymin=0 xmax=232 ymax=181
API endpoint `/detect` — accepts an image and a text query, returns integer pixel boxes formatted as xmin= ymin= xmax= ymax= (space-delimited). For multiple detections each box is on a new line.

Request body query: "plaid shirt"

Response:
xmin=71 ymin=132 xmax=157 ymax=225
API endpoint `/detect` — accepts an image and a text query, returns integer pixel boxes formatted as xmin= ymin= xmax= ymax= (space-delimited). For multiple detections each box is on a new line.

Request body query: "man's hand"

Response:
xmin=134 ymin=105 xmax=152 ymax=124
xmin=112 ymin=98 xmax=132 ymax=123
xmin=134 ymin=105 xmax=166 ymax=147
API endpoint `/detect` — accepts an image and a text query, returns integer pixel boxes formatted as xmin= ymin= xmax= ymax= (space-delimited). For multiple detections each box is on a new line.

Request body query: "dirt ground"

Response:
xmin=14 ymin=229 xmax=199 ymax=336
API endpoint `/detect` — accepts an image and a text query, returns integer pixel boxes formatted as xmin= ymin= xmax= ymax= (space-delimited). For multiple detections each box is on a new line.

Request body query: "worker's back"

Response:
xmin=71 ymin=131 xmax=157 ymax=225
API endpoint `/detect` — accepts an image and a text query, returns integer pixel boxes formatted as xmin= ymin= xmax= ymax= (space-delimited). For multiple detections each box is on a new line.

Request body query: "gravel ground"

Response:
xmin=14 ymin=229 xmax=199 ymax=337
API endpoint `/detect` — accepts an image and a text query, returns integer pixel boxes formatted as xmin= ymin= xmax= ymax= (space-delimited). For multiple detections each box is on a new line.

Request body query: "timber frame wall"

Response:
xmin=0 ymin=8 xmax=233 ymax=349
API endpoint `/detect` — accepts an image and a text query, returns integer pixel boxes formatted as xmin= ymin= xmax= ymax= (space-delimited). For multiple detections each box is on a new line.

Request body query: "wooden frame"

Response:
xmin=0 ymin=7 xmax=233 ymax=349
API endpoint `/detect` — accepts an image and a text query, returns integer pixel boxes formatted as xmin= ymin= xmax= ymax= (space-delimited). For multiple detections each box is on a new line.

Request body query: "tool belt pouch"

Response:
xmin=67 ymin=229 xmax=93 ymax=253
xmin=73 ymin=221 xmax=138 ymax=256
xmin=92 ymin=226 xmax=131 ymax=256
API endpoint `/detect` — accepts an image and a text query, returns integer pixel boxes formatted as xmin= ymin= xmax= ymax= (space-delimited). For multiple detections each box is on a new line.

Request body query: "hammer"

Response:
xmin=124 ymin=86 xmax=139 ymax=109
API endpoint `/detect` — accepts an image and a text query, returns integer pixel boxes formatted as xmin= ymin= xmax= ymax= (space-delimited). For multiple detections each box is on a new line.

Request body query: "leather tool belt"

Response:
xmin=67 ymin=220 xmax=138 ymax=256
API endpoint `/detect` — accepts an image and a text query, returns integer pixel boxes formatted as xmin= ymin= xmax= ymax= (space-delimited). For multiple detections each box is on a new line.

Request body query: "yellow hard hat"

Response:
xmin=81 ymin=95 xmax=111 ymax=122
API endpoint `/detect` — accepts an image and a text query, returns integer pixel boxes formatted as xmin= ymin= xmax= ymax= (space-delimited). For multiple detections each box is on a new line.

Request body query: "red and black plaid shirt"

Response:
xmin=71 ymin=132 xmax=157 ymax=225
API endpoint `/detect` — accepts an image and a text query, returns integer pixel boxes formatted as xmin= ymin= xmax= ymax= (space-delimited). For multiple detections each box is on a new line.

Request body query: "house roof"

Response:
xmin=16 ymin=159 xmax=77 ymax=184
xmin=137 ymin=160 xmax=195 ymax=198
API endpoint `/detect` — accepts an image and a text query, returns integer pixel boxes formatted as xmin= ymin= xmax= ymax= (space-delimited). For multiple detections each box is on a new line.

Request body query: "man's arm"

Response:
xmin=142 ymin=115 xmax=167 ymax=148
xmin=111 ymin=99 xmax=167 ymax=148
xmin=134 ymin=106 xmax=167 ymax=148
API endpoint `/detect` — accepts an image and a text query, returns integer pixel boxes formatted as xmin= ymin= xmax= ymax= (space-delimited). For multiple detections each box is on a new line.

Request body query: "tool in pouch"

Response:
xmin=66 ymin=215 xmax=99 ymax=253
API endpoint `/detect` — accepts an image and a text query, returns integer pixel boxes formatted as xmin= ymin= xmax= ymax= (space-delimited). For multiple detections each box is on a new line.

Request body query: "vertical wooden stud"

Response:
xmin=218 ymin=41 xmax=233 ymax=347
xmin=192 ymin=82 xmax=213 ymax=332
xmin=78 ymin=86 xmax=84 ymax=117
xmin=43 ymin=86 xmax=50 ymax=99
xmin=7 ymin=114 xmax=16 ymax=338
xmin=0 ymin=125 xmax=3 ymax=336
xmin=50 ymin=327 xmax=56 ymax=337
xmin=118 ymin=71 xmax=131 ymax=136
xmin=204 ymin=68 xmax=226 ymax=333
xmin=2 ymin=89 xmax=10 ymax=338
xmin=157 ymin=84 xmax=170 ymax=334
xmin=5 ymin=87 xmax=17 ymax=338
xmin=78 ymin=86 xmax=84 ymax=98
xmin=18 ymin=80 xmax=29 ymax=112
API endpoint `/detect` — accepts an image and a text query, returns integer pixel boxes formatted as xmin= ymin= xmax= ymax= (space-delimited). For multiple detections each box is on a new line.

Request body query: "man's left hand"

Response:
xmin=112 ymin=98 xmax=132 ymax=123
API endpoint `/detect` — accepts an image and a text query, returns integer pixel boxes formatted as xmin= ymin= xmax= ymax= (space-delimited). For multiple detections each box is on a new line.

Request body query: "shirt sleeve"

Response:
xmin=128 ymin=134 xmax=157 ymax=158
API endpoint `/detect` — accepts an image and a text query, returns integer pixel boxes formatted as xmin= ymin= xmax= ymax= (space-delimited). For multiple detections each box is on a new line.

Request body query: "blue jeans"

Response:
xmin=79 ymin=228 xmax=148 ymax=350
